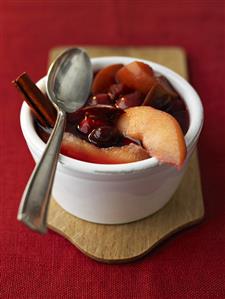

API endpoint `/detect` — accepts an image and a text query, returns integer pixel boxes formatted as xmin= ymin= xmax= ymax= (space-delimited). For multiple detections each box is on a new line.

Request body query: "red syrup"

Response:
xmin=35 ymin=64 xmax=189 ymax=164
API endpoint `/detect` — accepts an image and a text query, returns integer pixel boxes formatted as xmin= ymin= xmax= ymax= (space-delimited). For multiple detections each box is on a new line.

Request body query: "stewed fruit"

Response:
xmin=36 ymin=60 xmax=189 ymax=167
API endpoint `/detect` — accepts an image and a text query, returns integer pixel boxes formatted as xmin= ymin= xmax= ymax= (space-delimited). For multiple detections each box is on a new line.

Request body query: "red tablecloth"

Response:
xmin=1 ymin=1 xmax=224 ymax=298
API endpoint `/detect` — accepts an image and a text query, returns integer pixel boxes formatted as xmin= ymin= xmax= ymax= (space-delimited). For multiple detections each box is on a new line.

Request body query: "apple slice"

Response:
xmin=117 ymin=106 xmax=187 ymax=168
xmin=116 ymin=61 xmax=157 ymax=95
xmin=92 ymin=64 xmax=123 ymax=94
xmin=61 ymin=132 xmax=149 ymax=164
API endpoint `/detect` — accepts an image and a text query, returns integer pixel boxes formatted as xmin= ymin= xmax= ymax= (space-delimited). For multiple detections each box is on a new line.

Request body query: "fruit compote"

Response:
xmin=35 ymin=61 xmax=189 ymax=167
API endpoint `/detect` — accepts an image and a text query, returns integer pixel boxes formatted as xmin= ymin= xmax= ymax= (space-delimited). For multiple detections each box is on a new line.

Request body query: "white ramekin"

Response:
xmin=20 ymin=56 xmax=203 ymax=224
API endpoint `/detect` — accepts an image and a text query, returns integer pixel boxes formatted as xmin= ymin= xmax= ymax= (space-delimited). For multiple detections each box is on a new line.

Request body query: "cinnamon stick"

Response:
xmin=13 ymin=72 xmax=57 ymax=127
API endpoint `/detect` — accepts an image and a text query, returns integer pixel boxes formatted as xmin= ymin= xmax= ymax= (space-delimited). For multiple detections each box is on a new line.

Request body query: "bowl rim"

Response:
xmin=20 ymin=56 xmax=204 ymax=175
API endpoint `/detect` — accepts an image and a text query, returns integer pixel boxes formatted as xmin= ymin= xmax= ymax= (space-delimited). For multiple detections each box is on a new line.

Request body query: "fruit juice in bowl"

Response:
xmin=20 ymin=56 xmax=203 ymax=224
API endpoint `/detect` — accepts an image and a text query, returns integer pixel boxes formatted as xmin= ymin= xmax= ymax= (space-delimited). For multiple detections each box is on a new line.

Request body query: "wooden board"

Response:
xmin=47 ymin=46 xmax=204 ymax=263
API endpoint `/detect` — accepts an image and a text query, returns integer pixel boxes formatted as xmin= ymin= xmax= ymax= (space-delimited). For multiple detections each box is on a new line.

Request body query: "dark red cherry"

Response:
xmin=88 ymin=126 xmax=121 ymax=148
xmin=77 ymin=116 xmax=107 ymax=135
xmin=115 ymin=91 xmax=143 ymax=109
xmin=109 ymin=83 xmax=133 ymax=99
xmin=88 ymin=93 xmax=112 ymax=106
xmin=67 ymin=105 xmax=124 ymax=126
xmin=83 ymin=105 xmax=124 ymax=123
xmin=77 ymin=117 xmax=92 ymax=134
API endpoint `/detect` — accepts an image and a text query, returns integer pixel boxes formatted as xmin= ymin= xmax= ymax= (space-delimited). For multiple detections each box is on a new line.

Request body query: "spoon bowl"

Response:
xmin=47 ymin=48 xmax=92 ymax=113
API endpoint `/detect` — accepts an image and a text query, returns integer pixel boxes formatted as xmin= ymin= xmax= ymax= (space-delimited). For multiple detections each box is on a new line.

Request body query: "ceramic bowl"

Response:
xmin=20 ymin=56 xmax=203 ymax=224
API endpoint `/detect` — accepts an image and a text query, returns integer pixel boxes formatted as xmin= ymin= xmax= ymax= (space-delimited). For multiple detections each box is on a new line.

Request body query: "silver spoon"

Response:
xmin=17 ymin=48 xmax=92 ymax=233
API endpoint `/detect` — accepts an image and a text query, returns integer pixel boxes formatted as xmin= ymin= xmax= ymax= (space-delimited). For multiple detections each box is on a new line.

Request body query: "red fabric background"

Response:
xmin=0 ymin=1 xmax=225 ymax=298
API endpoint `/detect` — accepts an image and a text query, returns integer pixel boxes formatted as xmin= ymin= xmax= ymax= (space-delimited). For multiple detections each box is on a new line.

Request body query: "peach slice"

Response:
xmin=117 ymin=106 xmax=187 ymax=168
xmin=116 ymin=61 xmax=157 ymax=95
xmin=92 ymin=64 xmax=123 ymax=94
xmin=61 ymin=132 xmax=149 ymax=164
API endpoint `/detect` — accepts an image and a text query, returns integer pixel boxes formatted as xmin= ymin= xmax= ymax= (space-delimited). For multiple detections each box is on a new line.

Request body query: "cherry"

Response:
xmin=77 ymin=117 xmax=92 ymax=134
xmin=67 ymin=105 xmax=124 ymax=126
xmin=77 ymin=116 xmax=107 ymax=135
xmin=109 ymin=83 xmax=132 ymax=99
xmin=88 ymin=93 xmax=112 ymax=106
xmin=88 ymin=126 xmax=121 ymax=148
xmin=83 ymin=105 xmax=124 ymax=123
xmin=115 ymin=91 xmax=143 ymax=109
xmin=71 ymin=105 xmax=127 ymax=148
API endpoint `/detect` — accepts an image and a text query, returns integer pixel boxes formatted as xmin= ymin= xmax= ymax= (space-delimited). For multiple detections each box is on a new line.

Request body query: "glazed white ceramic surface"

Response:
xmin=20 ymin=56 xmax=204 ymax=224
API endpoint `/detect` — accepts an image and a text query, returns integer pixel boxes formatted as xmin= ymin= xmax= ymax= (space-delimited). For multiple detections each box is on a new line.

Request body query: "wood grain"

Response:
xmin=47 ymin=46 xmax=204 ymax=263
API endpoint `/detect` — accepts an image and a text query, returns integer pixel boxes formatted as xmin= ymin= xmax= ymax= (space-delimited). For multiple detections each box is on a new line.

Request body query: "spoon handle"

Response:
xmin=17 ymin=109 xmax=66 ymax=233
